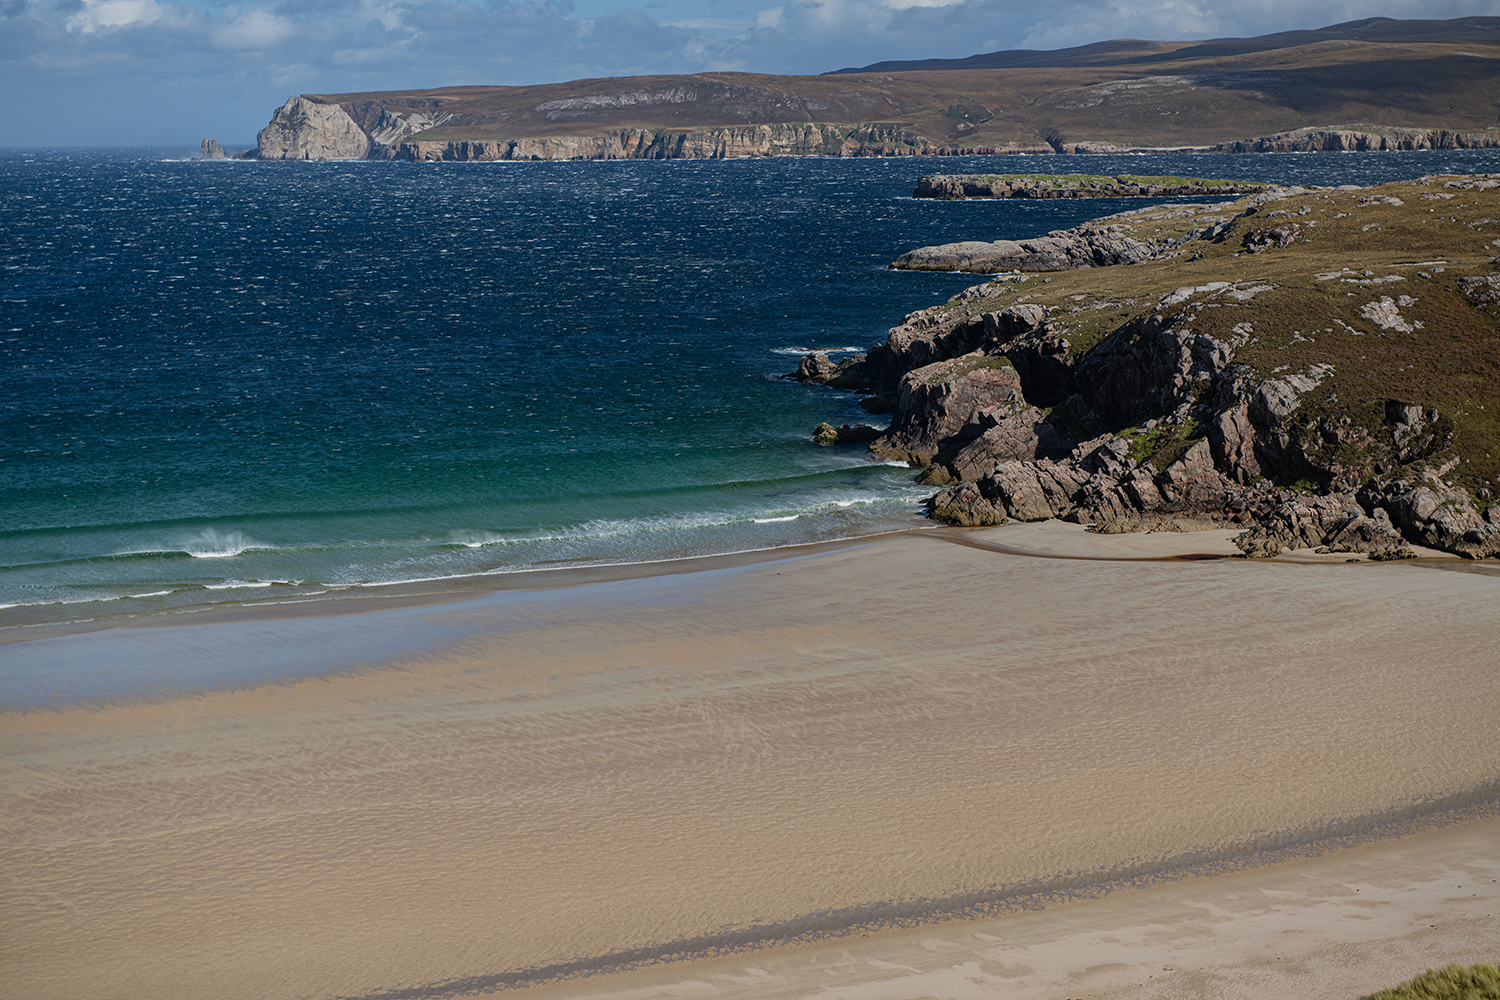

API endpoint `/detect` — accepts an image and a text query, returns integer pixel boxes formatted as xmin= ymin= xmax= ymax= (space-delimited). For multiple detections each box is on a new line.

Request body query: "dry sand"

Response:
xmin=522 ymin=816 xmax=1500 ymax=1000
xmin=2 ymin=523 xmax=1497 ymax=1000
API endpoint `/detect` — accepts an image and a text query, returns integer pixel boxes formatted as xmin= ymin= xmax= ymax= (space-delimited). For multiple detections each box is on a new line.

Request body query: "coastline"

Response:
xmin=4 ymin=523 xmax=1497 ymax=999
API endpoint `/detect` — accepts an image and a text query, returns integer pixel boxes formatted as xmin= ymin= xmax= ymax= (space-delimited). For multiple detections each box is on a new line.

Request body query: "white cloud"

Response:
xmin=659 ymin=17 xmax=752 ymax=29
xmin=755 ymin=6 xmax=786 ymax=28
xmin=209 ymin=8 xmax=296 ymax=50
xmin=5 ymin=0 xmax=1498 ymax=144
xmin=65 ymin=0 xmax=176 ymax=34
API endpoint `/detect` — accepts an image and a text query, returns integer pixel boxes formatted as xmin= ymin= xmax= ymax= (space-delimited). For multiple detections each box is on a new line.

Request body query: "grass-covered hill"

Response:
xmin=296 ymin=17 xmax=1500 ymax=154
xmin=799 ymin=174 xmax=1500 ymax=559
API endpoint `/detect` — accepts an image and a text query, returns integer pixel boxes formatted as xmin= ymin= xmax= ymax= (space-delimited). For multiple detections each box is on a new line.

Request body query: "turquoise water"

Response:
xmin=5 ymin=147 xmax=1500 ymax=632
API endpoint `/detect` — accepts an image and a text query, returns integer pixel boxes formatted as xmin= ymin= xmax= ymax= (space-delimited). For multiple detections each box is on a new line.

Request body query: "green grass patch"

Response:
xmin=1120 ymin=420 xmax=1202 ymax=468
xmin=1362 ymin=963 xmax=1500 ymax=1000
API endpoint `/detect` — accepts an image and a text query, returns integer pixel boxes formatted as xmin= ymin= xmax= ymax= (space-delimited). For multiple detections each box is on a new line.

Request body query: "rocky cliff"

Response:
xmin=255 ymin=97 xmax=372 ymax=160
xmin=799 ymin=175 xmax=1500 ymax=560
xmin=252 ymin=110 xmax=1068 ymax=162
xmin=1211 ymin=125 xmax=1500 ymax=153
xmin=914 ymin=174 xmax=1272 ymax=200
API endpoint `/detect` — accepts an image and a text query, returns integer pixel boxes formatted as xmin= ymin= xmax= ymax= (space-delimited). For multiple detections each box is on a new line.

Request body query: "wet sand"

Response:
xmin=2 ymin=523 xmax=1498 ymax=1000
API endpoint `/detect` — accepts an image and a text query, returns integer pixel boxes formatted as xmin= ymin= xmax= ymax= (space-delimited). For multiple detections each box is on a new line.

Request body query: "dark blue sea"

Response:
xmin=5 ymin=146 xmax=1500 ymax=633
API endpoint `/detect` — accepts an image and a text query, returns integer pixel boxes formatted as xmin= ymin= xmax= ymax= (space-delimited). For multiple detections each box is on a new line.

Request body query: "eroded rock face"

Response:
xmin=256 ymin=98 xmax=371 ymax=160
xmin=377 ymin=124 xmax=852 ymax=161
xmin=942 ymin=407 xmax=1065 ymax=482
xmin=869 ymin=355 xmax=1026 ymax=466
xmin=199 ymin=139 xmax=225 ymax=160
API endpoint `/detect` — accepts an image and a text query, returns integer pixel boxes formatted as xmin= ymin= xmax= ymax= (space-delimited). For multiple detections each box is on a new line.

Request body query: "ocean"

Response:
xmin=5 ymin=146 xmax=1500 ymax=636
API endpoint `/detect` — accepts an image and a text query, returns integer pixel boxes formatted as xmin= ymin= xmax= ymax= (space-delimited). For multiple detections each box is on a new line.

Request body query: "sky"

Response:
xmin=1 ymin=0 xmax=1496 ymax=145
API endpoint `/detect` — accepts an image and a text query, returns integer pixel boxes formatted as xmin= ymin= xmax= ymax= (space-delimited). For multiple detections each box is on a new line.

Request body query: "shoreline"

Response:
xmin=5 ymin=523 xmax=1498 ymax=999
xmin=5 ymin=516 xmax=1488 ymax=649
xmin=3 ymin=520 xmax=1487 ymax=698
xmin=0 ymin=527 xmax=937 ymax=648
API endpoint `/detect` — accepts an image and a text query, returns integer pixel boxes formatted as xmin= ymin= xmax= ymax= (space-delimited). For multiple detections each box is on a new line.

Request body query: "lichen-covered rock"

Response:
xmin=928 ymin=481 xmax=1009 ymax=526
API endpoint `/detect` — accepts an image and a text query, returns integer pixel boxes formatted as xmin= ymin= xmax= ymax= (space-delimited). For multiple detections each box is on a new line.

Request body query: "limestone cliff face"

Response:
xmin=251 ymin=98 xmax=1064 ymax=162
xmin=248 ymin=88 xmax=1500 ymax=162
xmin=376 ymin=124 xmax=855 ymax=161
xmin=1213 ymin=126 xmax=1500 ymax=152
xmin=255 ymin=98 xmax=371 ymax=160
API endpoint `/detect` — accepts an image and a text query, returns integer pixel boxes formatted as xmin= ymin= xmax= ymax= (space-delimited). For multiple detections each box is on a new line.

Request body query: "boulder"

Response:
xmin=813 ymin=422 xmax=885 ymax=446
xmin=869 ymin=355 xmax=1026 ymax=465
xmin=1232 ymin=493 xmax=1406 ymax=557
xmin=797 ymin=352 xmax=839 ymax=383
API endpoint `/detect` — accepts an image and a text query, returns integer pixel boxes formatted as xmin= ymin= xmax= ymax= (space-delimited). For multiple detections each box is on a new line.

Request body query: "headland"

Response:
xmin=804 ymin=173 xmax=1500 ymax=563
xmin=215 ymin=17 xmax=1500 ymax=161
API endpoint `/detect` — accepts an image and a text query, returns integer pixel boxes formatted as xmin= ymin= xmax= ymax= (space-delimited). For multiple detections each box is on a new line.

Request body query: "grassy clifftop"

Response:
xmin=908 ymin=175 xmax=1500 ymax=495
xmin=300 ymin=19 xmax=1500 ymax=152
xmin=801 ymin=175 xmax=1500 ymax=557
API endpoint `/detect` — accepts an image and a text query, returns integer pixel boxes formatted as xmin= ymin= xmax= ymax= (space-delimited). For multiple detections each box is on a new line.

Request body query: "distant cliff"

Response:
xmin=246 ymin=102 xmax=1055 ymax=161
xmin=239 ymin=17 xmax=1500 ymax=162
xmin=246 ymin=104 xmax=1500 ymax=162
xmin=1209 ymin=126 xmax=1500 ymax=153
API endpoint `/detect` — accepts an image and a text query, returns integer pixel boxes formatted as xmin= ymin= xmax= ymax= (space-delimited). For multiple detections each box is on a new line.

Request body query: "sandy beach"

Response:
xmin=2 ymin=523 xmax=1498 ymax=1000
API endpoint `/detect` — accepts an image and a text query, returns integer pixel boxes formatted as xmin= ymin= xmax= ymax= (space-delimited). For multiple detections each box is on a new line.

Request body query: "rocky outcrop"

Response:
xmin=256 ymin=97 xmax=371 ymax=160
xmin=868 ymin=355 xmax=1028 ymax=466
xmin=802 ymin=176 xmax=1500 ymax=560
xmin=914 ymin=174 xmax=1269 ymax=200
xmin=813 ymin=422 xmax=885 ymax=445
xmin=1361 ymin=478 xmax=1500 ymax=559
xmin=198 ymin=139 xmax=226 ymax=160
xmin=890 ymin=228 xmax=1158 ymax=273
xmin=1211 ymin=126 xmax=1500 ymax=153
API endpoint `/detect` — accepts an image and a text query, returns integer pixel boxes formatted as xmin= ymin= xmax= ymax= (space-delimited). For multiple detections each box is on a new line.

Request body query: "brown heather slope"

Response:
xmin=291 ymin=18 xmax=1500 ymax=154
